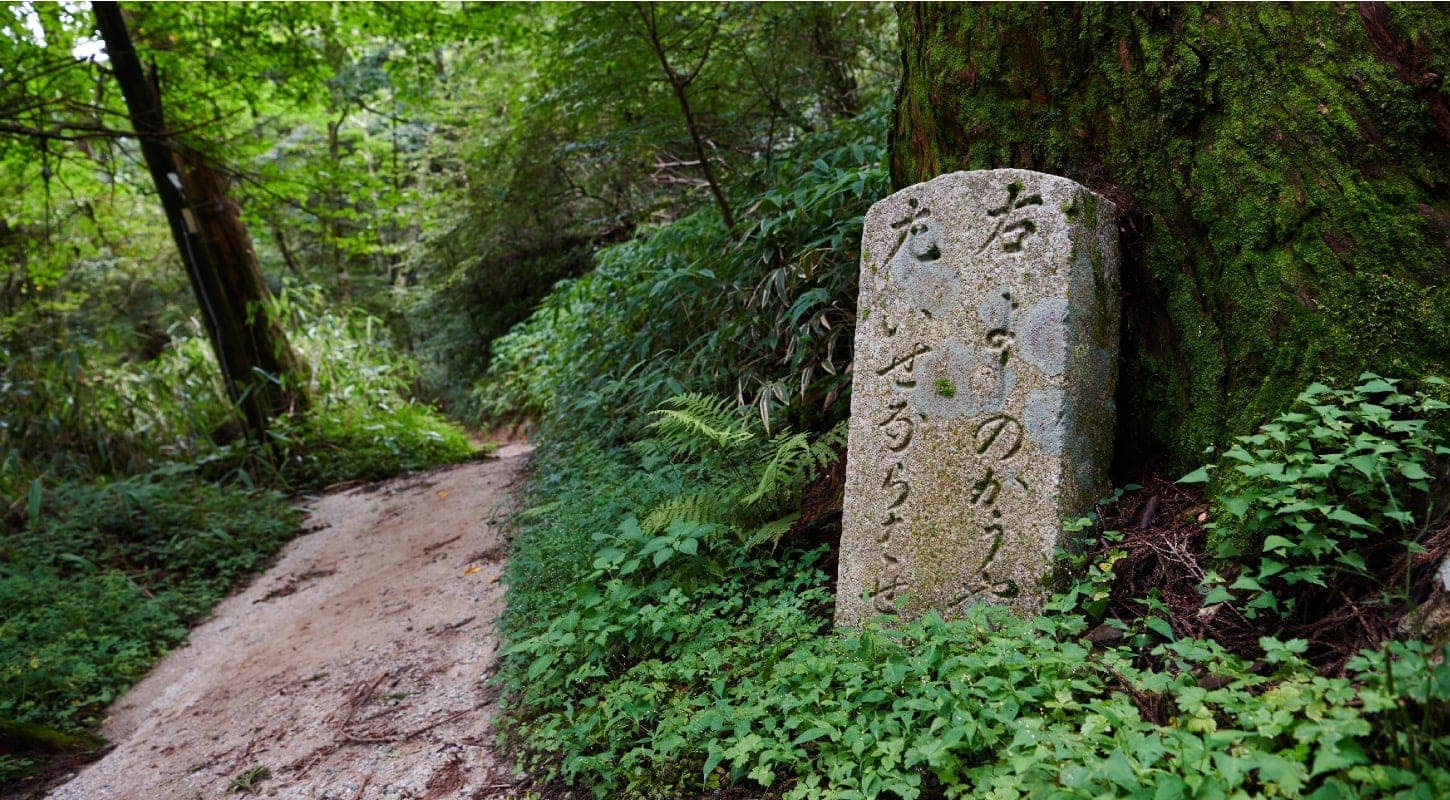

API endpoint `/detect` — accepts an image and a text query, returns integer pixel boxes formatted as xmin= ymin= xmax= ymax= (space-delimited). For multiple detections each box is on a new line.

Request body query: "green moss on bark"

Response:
xmin=890 ymin=3 xmax=1450 ymax=470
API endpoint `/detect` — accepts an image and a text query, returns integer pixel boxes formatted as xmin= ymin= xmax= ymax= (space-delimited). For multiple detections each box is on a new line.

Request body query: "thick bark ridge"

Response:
xmin=890 ymin=3 xmax=1450 ymax=471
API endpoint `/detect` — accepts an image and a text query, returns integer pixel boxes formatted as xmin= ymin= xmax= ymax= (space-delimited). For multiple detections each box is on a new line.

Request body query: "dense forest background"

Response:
xmin=1 ymin=0 xmax=899 ymax=786
xmin=2 ymin=1 xmax=891 ymax=461
xmin=5 ymin=3 xmax=1450 ymax=799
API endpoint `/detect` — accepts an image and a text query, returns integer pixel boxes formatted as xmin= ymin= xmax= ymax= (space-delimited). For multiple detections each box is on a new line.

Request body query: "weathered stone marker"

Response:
xmin=836 ymin=169 xmax=1119 ymax=625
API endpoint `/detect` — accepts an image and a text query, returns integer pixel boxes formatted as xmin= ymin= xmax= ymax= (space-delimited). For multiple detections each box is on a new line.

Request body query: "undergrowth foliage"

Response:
xmin=0 ymin=285 xmax=471 ymax=784
xmin=0 ymin=472 xmax=297 ymax=783
xmin=637 ymin=394 xmax=845 ymax=537
xmin=498 ymin=394 xmax=844 ymax=794
xmin=1085 ymin=373 xmax=1450 ymax=671
xmin=1184 ymin=375 xmax=1449 ymax=622
xmin=500 ymin=394 xmax=1450 ymax=800
xmin=492 ymin=109 xmax=1450 ymax=799
xmin=476 ymin=106 xmax=889 ymax=440
xmin=1 ymin=284 xmax=472 ymax=501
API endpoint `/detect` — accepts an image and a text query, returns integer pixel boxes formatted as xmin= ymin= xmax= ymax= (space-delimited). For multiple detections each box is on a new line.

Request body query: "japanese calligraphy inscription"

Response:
xmin=836 ymin=170 xmax=1120 ymax=624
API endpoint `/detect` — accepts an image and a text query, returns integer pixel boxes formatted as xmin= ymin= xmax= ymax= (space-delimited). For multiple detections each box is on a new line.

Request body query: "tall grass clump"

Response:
xmin=1 ymin=284 xmax=473 ymax=500
xmin=261 ymin=287 xmax=475 ymax=488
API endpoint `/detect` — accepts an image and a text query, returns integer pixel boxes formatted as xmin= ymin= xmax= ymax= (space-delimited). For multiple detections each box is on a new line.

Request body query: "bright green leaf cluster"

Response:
xmin=501 ymin=397 xmax=1450 ymax=799
xmin=1186 ymin=374 xmax=1448 ymax=619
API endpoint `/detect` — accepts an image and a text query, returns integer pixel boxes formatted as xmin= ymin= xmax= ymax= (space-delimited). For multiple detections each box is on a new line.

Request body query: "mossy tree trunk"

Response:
xmin=891 ymin=2 xmax=1450 ymax=471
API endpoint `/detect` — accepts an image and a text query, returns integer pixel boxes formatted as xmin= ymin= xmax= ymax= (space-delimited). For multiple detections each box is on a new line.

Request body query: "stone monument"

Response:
xmin=836 ymin=169 xmax=1119 ymax=625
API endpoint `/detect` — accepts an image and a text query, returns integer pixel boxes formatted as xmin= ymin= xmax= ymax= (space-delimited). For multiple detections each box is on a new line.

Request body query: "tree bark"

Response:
xmin=892 ymin=2 xmax=1450 ymax=471
xmin=270 ymin=222 xmax=300 ymax=274
xmin=325 ymin=112 xmax=352 ymax=303
xmin=93 ymin=1 xmax=307 ymax=438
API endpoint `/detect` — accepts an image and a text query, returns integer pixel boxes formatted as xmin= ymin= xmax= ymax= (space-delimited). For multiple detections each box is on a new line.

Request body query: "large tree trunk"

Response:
xmin=891 ymin=3 xmax=1450 ymax=471
xmin=94 ymin=1 xmax=307 ymax=438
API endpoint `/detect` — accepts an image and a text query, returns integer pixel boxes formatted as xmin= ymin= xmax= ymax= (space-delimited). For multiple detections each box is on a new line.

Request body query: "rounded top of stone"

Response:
xmin=870 ymin=169 xmax=1118 ymax=218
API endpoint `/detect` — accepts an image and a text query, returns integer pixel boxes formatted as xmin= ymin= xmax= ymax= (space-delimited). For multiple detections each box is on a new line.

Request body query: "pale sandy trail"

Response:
xmin=45 ymin=445 xmax=534 ymax=800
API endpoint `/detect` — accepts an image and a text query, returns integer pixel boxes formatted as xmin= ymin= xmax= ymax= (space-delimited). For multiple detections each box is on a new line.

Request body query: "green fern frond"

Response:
xmin=743 ymin=421 xmax=847 ymax=509
xmin=628 ymin=436 xmax=676 ymax=464
xmin=743 ymin=432 xmax=813 ymax=507
xmin=743 ymin=513 xmax=801 ymax=549
xmin=639 ymin=395 xmax=847 ymax=543
xmin=646 ymin=393 xmax=756 ymax=459
xmin=810 ymin=421 xmax=849 ymax=467
xmin=641 ymin=487 xmax=738 ymax=534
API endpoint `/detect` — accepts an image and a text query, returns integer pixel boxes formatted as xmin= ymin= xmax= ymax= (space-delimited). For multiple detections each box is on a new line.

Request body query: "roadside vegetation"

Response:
xmin=2 ymin=4 xmax=483 ymax=786
xmin=4 ymin=2 xmax=1449 ymax=798
xmin=0 ymin=291 xmax=473 ymax=783
xmin=3 ymin=1 xmax=884 ymax=788
xmin=488 ymin=104 xmax=1450 ymax=797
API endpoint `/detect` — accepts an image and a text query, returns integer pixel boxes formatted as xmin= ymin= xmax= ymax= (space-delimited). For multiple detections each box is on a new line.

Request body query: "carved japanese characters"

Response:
xmin=836 ymin=170 xmax=1119 ymax=624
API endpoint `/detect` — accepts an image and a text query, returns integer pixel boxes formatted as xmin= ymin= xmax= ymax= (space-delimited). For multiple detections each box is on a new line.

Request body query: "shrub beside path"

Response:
xmin=44 ymin=445 xmax=534 ymax=800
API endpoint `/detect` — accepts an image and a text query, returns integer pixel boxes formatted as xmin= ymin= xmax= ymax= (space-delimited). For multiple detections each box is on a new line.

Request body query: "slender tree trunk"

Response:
xmin=807 ymin=5 xmax=860 ymax=120
xmin=94 ymin=1 xmax=307 ymax=438
xmin=634 ymin=3 xmax=736 ymax=231
xmin=325 ymin=115 xmax=351 ymax=303
xmin=892 ymin=2 xmax=1450 ymax=471
xmin=270 ymin=222 xmax=300 ymax=274
xmin=666 ymin=78 xmax=735 ymax=231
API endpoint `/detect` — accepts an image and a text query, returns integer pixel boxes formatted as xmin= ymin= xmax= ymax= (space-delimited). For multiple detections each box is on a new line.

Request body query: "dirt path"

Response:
xmin=44 ymin=445 xmax=534 ymax=800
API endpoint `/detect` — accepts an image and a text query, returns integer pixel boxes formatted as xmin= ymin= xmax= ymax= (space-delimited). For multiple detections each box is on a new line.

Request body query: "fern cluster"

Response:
xmin=634 ymin=393 xmax=845 ymax=549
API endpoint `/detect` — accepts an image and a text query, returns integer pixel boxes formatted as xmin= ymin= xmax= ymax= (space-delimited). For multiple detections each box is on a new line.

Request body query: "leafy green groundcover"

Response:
xmin=483 ymin=106 xmax=1450 ymax=799
xmin=498 ymin=414 xmax=1450 ymax=800
xmin=0 ymin=471 xmax=299 ymax=785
